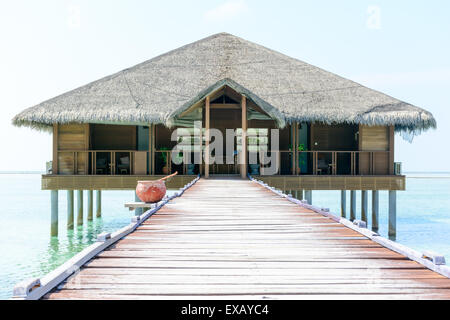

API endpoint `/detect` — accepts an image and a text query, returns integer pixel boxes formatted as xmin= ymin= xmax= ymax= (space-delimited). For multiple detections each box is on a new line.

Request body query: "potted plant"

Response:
xmin=159 ymin=147 xmax=170 ymax=174
xmin=297 ymin=144 xmax=307 ymax=174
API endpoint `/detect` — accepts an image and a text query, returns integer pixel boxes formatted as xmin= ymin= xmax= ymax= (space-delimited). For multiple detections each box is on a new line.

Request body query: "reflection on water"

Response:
xmin=39 ymin=218 xmax=109 ymax=277
xmin=37 ymin=223 xmax=93 ymax=280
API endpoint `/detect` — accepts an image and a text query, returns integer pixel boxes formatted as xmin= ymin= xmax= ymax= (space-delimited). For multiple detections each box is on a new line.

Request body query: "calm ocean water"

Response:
xmin=1 ymin=173 xmax=450 ymax=299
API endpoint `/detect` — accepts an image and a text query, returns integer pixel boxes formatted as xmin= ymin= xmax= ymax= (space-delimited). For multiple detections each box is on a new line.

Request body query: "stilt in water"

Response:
xmin=67 ymin=190 xmax=74 ymax=229
xmin=77 ymin=190 xmax=83 ymax=226
xmin=361 ymin=190 xmax=368 ymax=223
xmin=372 ymin=190 xmax=379 ymax=231
xmin=87 ymin=190 xmax=93 ymax=221
xmin=389 ymin=190 xmax=397 ymax=239
xmin=305 ymin=190 xmax=312 ymax=205
xmin=51 ymin=190 xmax=58 ymax=237
xmin=350 ymin=190 xmax=356 ymax=221
xmin=96 ymin=190 xmax=102 ymax=218
xmin=341 ymin=190 xmax=347 ymax=218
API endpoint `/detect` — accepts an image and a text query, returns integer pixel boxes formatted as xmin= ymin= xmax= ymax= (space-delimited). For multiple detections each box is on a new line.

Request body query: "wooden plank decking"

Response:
xmin=45 ymin=178 xmax=450 ymax=300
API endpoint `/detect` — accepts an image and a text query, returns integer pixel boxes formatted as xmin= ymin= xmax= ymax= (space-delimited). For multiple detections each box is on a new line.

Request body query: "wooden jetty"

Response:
xmin=38 ymin=177 xmax=450 ymax=300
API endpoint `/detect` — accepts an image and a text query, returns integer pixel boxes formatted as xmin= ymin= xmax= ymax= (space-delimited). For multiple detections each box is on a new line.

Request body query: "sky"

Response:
xmin=0 ymin=0 xmax=449 ymax=172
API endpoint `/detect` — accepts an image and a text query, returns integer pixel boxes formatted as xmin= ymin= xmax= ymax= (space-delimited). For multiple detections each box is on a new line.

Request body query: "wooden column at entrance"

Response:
xmin=241 ymin=96 xmax=247 ymax=179
xmin=205 ymin=96 xmax=210 ymax=178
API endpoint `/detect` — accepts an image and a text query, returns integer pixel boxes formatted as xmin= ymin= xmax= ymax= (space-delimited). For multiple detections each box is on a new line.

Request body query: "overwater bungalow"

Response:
xmin=12 ymin=33 xmax=436 ymax=236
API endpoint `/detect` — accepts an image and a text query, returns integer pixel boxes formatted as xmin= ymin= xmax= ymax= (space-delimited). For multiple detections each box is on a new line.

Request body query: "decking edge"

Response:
xmin=249 ymin=175 xmax=450 ymax=279
xmin=11 ymin=175 xmax=201 ymax=300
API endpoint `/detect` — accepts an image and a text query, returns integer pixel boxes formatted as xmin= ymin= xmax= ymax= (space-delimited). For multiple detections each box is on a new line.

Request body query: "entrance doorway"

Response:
xmin=209 ymin=104 xmax=241 ymax=175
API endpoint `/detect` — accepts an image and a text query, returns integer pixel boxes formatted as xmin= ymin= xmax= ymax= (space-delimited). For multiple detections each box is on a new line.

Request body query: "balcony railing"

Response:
xmin=55 ymin=150 xmax=392 ymax=176
xmin=298 ymin=150 xmax=390 ymax=175
xmin=56 ymin=150 xmax=147 ymax=175
xmin=257 ymin=150 xmax=391 ymax=176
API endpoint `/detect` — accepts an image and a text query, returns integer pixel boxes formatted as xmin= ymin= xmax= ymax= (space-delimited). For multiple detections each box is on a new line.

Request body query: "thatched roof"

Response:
xmin=12 ymin=32 xmax=436 ymax=137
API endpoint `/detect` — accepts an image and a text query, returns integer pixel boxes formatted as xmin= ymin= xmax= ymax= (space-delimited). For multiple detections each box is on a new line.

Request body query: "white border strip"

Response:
xmin=249 ymin=176 xmax=450 ymax=279
xmin=12 ymin=175 xmax=201 ymax=300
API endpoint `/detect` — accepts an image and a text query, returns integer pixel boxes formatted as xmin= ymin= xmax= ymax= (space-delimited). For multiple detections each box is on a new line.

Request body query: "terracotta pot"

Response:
xmin=162 ymin=166 xmax=169 ymax=175
xmin=136 ymin=180 xmax=166 ymax=203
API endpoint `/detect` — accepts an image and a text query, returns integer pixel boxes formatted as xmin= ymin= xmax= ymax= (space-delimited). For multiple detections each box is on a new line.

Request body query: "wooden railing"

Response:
xmin=296 ymin=151 xmax=391 ymax=175
xmin=254 ymin=150 xmax=391 ymax=176
xmin=56 ymin=150 xmax=146 ymax=175
xmin=55 ymin=149 xmax=391 ymax=176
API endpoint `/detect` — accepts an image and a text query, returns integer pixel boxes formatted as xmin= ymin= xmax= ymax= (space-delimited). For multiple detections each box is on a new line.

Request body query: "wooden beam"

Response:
xmin=199 ymin=111 xmax=203 ymax=176
xmin=52 ymin=124 xmax=58 ymax=174
xmin=210 ymin=103 xmax=240 ymax=110
xmin=205 ymin=96 xmax=210 ymax=179
xmin=150 ymin=125 xmax=156 ymax=175
xmin=389 ymin=125 xmax=395 ymax=175
xmin=177 ymin=88 xmax=225 ymax=119
xmin=291 ymin=123 xmax=296 ymax=175
xmin=241 ymin=96 xmax=247 ymax=179
xmin=84 ymin=124 xmax=90 ymax=174
xmin=148 ymin=124 xmax=152 ymax=175
xmin=309 ymin=123 xmax=316 ymax=174
xmin=148 ymin=124 xmax=151 ymax=175
xmin=295 ymin=123 xmax=299 ymax=174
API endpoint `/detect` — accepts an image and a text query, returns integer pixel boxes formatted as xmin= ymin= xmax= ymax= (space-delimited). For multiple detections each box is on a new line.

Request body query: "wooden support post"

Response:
xmin=205 ymin=96 xmax=210 ymax=179
xmin=389 ymin=125 xmax=395 ymax=175
xmin=372 ymin=190 xmax=379 ymax=231
xmin=96 ymin=190 xmax=102 ymax=218
xmin=199 ymin=117 xmax=203 ymax=176
xmin=361 ymin=190 xmax=368 ymax=223
xmin=52 ymin=124 xmax=58 ymax=174
xmin=295 ymin=123 xmax=299 ymax=174
xmin=151 ymin=125 xmax=156 ymax=175
xmin=241 ymin=96 xmax=247 ymax=179
xmin=67 ymin=190 xmax=74 ymax=229
xmin=341 ymin=190 xmax=347 ymax=218
xmin=87 ymin=190 xmax=93 ymax=221
xmin=291 ymin=123 xmax=296 ymax=175
xmin=50 ymin=190 xmax=58 ymax=236
xmin=77 ymin=190 xmax=83 ymax=226
xmin=305 ymin=190 xmax=312 ymax=205
xmin=148 ymin=124 xmax=152 ymax=175
xmin=350 ymin=190 xmax=356 ymax=221
xmin=389 ymin=190 xmax=397 ymax=238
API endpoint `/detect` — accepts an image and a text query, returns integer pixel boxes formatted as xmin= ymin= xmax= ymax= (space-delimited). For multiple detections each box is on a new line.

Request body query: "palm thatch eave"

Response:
xmin=10 ymin=32 xmax=437 ymax=139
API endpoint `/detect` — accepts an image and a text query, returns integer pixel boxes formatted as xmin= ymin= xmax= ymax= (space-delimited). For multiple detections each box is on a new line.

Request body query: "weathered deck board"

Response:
xmin=45 ymin=178 xmax=450 ymax=300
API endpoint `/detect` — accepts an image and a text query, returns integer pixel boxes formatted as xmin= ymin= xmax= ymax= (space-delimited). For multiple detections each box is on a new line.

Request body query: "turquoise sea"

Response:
xmin=1 ymin=173 xmax=450 ymax=299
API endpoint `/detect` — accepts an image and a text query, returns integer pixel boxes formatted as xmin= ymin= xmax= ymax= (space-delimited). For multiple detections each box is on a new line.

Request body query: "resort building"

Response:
xmin=13 ymin=33 xmax=436 ymax=236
